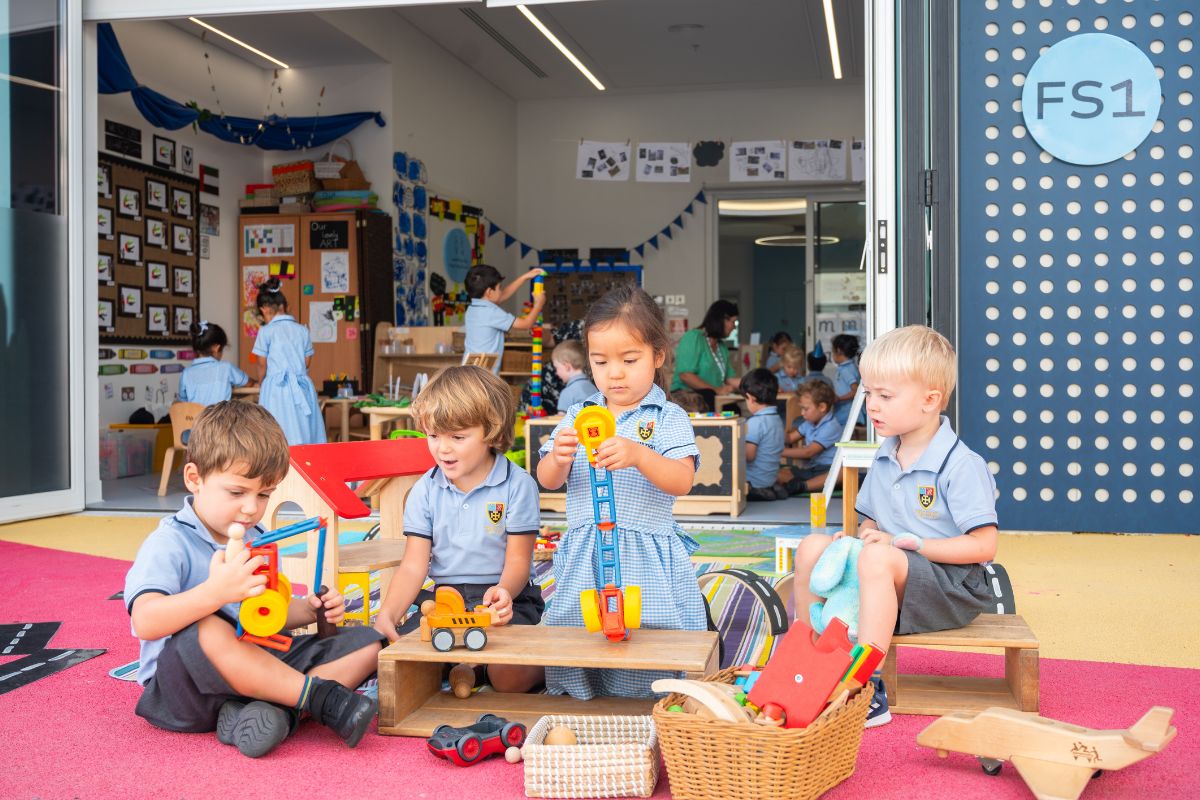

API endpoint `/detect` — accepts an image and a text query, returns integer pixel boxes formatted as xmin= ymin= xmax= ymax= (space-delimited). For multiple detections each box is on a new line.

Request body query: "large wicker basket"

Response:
xmin=522 ymin=714 xmax=658 ymax=798
xmin=653 ymin=667 xmax=873 ymax=800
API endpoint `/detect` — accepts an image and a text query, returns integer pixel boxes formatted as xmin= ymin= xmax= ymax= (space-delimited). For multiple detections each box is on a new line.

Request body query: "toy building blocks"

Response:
xmin=747 ymin=618 xmax=855 ymax=729
xmin=418 ymin=586 xmax=496 ymax=652
xmin=426 ymin=713 xmax=527 ymax=767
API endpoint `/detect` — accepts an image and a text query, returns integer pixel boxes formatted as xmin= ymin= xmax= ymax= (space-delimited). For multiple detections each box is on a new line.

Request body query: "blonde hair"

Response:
xmin=859 ymin=325 xmax=957 ymax=409
xmin=551 ymin=339 xmax=586 ymax=370
xmin=779 ymin=344 xmax=805 ymax=371
xmin=186 ymin=401 xmax=290 ymax=485
xmin=412 ymin=365 xmax=515 ymax=452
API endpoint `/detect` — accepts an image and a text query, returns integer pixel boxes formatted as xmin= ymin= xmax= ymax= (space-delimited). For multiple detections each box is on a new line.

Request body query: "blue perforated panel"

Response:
xmin=958 ymin=2 xmax=1198 ymax=533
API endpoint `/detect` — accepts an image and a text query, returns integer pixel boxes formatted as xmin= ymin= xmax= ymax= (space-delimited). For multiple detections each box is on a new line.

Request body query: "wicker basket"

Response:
xmin=653 ymin=667 xmax=873 ymax=800
xmin=522 ymin=715 xmax=659 ymax=798
xmin=272 ymin=160 xmax=319 ymax=196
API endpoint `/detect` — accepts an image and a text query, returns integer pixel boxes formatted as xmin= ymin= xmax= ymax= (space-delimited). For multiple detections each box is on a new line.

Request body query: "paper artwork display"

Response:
xmin=97 ymin=207 xmax=113 ymax=237
xmin=117 ymin=187 xmax=140 ymax=218
xmin=307 ymin=301 xmax=337 ymax=344
xmin=145 ymin=179 xmax=167 ymax=211
xmin=242 ymin=264 xmax=269 ymax=306
xmin=730 ymin=140 xmax=788 ymax=182
xmin=173 ymin=266 xmax=195 ymax=296
xmin=173 ymin=224 xmax=193 ymax=254
xmin=98 ymin=165 xmax=111 ymax=198
xmin=181 ymin=145 xmax=194 ymax=174
xmin=173 ymin=305 xmax=194 ymax=334
xmin=118 ymin=233 xmax=141 ymax=264
xmin=98 ymin=299 xmax=115 ymax=330
xmin=320 ymin=251 xmax=351 ymax=293
xmin=146 ymin=218 xmax=166 ymax=248
xmin=199 ymin=203 xmax=219 ymax=236
xmin=789 ymin=139 xmax=847 ymax=181
xmin=147 ymin=304 xmax=169 ymax=334
xmin=118 ymin=285 xmax=143 ymax=317
xmin=172 ymin=188 xmax=193 ymax=219
xmin=199 ymin=234 xmax=211 ymax=261
xmin=147 ymin=261 xmax=167 ymax=290
xmin=153 ymin=135 xmax=175 ymax=169
xmin=243 ymin=223 xmax=295 ymax=257
xmin=851 ymin=139 xmax=865 ymax=182
xmin=98 ymin=254 xmax=114 ymax=283
xmin=577 ymin=140 xmax=631 ymax=181
xmin=636 ymin=142 xmax=692 ymax=183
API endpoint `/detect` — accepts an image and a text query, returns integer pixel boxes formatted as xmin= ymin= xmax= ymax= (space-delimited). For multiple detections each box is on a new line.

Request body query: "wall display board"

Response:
xmin=539 ymin=263 xmax=642 ymax=330
xmin=98 ymin=154 xmax=199 ymax=343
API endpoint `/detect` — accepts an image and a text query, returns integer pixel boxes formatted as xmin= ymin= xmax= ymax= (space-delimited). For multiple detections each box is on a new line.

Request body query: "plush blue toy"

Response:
xmin=808 ymin=536 xmax=863 ymax=640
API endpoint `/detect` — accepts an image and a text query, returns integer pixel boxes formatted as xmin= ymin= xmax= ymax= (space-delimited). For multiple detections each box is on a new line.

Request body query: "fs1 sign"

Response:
xmin=1022 ymin=33 xmax=1162 ymax=166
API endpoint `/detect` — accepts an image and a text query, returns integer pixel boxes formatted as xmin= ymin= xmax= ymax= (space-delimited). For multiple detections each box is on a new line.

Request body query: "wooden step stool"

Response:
xmin=378 ymin=626 xmax=719 ymax=736
xmin=881 ymin=613 xmax=1039 ymax=716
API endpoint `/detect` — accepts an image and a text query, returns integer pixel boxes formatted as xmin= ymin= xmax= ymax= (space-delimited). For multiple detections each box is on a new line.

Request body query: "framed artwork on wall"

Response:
xmin=153 ymin=135 xmax=175 ymax=169
xmin=173 ymin=266 xmax=195 ymax=296
xmin=147 ymin=304 xmax=169 ymax=334
xmin=118 ymin=284 xmax=143 ymax=317
xmin=98 ymin=299 xmax=115 ymax=331
xmin=117 ymin=186 xmax=140 ymax=218
xmin=146 ymin=217 xmax=166 ymax=248
xmin=173 ymin=224 xmax=193 ymax=255
xmin=98 ymin=164 xmax=112 ymax=198
xmin=146 ymin=179 xmax=167 ymax=211
xmin=147 ymin=261 xmax=167 ymax=290
xmin=97 ymin=207 xmax=113 ymax=238
xmin=181 ymin=144 xmax=194 ymax=174
xmin=172 ymin=187 xmax=193 ymax=219
xmin=118 ymin=233 xmax=142 ymax=265
xmin=98 ymin=254 xmax=114 ymax=283
xmin=173 ymin=305 xmax=194 ymax=334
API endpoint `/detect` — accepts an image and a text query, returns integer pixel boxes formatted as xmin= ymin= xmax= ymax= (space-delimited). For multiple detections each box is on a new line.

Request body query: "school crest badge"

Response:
xmin=637 ymin=420 xmax=655 ymax=441
xmin=918 ymin=485 xmax=936 ymax=509
xmin=486 ymin=503 xmax=505 ymax=524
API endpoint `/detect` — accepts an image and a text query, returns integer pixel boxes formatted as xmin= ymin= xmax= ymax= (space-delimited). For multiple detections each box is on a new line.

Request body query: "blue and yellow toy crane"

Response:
xmin=573 ymin=406 xmax=642 ymax=642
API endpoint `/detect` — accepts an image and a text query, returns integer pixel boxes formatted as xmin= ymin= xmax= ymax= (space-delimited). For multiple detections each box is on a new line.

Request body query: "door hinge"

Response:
xmin=922 ymin=169 xmax=936 ymax=207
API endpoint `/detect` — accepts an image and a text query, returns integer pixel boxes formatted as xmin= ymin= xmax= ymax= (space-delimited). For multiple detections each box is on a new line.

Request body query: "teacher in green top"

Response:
xmin=670 ymin=299 xmax=740 ymax=411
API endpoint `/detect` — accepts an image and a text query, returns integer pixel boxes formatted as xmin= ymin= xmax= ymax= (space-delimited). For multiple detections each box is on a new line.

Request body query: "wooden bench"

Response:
xmin=881 ymin=613 xmax=1039 ymax=716
xmin=378 ymin=626 xmax=719 ymax=736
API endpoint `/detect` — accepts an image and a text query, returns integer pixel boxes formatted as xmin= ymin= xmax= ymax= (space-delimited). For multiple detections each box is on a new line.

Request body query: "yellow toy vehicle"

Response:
xmin=419 ymin=586 xmax=496 ymax=652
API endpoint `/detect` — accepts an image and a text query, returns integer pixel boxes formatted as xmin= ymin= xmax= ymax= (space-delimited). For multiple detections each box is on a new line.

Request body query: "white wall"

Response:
xmin=516 ymin=85 xmax=864 ymax=324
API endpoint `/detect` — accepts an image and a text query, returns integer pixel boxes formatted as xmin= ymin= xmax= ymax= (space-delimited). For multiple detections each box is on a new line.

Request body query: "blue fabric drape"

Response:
xmin=97 ymin=23 xmax=384 ymax=151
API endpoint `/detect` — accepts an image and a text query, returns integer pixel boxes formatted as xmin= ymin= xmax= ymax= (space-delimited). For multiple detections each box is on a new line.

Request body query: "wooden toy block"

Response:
xmin=377 ymin=625 xmax=719 ymax=736
xmin=918 ymin=705 xmax=1176 ymax=800
xmin=748 ymin=618 xmax=854 ymax=728
xmin=881 ymin=613 xmax=1040 ymax=716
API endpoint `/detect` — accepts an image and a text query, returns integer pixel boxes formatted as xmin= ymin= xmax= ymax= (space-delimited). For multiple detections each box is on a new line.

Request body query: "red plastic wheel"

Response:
xmin=502 ymin=722 xmax=526 ymax=747
xmin=456 ymin=732 xmax=482 ymax=763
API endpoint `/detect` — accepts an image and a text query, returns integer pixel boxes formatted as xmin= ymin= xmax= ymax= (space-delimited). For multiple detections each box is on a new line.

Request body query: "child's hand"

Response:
xmin=859 ymin=529 xmax=894 ymax=547
xmin=309 ymin=587 xmax=346 ymax=626
xmin=482 ymin=585 xmax=514 ymax=626
xmin=205 ymin=549 xmax=267 ymax=606
xmin=530 ymin=292 xmax=547 ymax=310
xmin=551 ymin=427 xmax=579 ymax=466
xmin=595 ymin=436 xmax=644 ymax=471
xmin=372 ymin=610 xmax=401 ymax=643
xmin=524 ymin=267 xmax=546 ymax=281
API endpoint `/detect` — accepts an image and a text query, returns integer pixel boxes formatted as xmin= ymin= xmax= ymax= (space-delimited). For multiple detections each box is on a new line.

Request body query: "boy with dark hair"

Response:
xmin=124 ymin=401 xmax=385 ymax=758
xmin=739 ymin=368 xmax=786 ymax=501
xmin=463 ymin=264 xmax=546 ymax=372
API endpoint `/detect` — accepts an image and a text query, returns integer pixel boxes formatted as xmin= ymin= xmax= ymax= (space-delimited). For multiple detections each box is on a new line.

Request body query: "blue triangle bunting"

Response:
xmin=684 ymin=203 xmax=694 ymax=215
xmin=504 ymin=233 xmax=515 ymax=248
xmin=695 ymin=191 xmax=707 ymax=204
xmin=635 ymin=244 xmax=645 ymax=257
xmin=488 ymin=222 xmax=500 ymax=236
xmin=587 ymin=259 xmax=596 ymax=267
xmin=661 ymin=226 xmax=673 ymax=240
xmin=520 ymin=243 xmax=532 ymax=258
xmin=648 ymin=236 xmax=659 ymax=250
xmin=673 ymin=215 xmax=683 ymax=229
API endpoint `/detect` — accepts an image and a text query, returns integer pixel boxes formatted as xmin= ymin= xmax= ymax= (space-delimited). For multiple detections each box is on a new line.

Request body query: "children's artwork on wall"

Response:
xmin=243 ymin=223 xmax=294 ymax=257
xmin=146 ymin=217 xmax=166 ymax=248
xmin=118 ymin=285 xmax=142 ymax=317
xmin=173 ymin=266 xmax=194 ymax=296
xmin=118 ymin=233 xmax=141 ymax=265
xmin=117 ymin=186 xmax=140 ymax=218
xmin=199 ymin=234 xmax=210 ymax=261
xmin=307 ymin=301 xmax=337 ymax=343
xmin=145 ymin=179 xmax=167 ymax=211
xmin=98 ymin=164 xmax=112 ymax=198
xmin=146 ymin=261 xmax=167 ymax=290
xmin=576 ymin=140 xmax=631 ymax=181
xmin=199 ymin=203 xmax=219 ymax=236
xmin=788 ymin=139 xmax=847 ymax=182
xmin=242 ymin=264 xmax=269 ymax=306
xmin=97 ymin=207 xmax=113 ymax=238
xmin=121 ymin=386 xmax=135 ymax=401
xmin=242 ymin=307 xmax=261 ymax=340
xmin=200 ymin=164 xmax=219 ymax=195
xmin=98 ymin=254 xmax=114 ymax=284
xmin=730 ymin=140 xmax=788 ymax=182
xmin=153 ymin=135 xmax=175 ymax=169
xmin=636 ymin=142 xmax=692 ymax=183
xmin=172 ymin=188 xmax=193 ymax=219
xmin=173 ymin=305 xmax=194 ymax=334
xmin=172 ymin=224 xmax=193 ymax=255
xmin=320 ymin=251 xmax=350 ymax=293
xmin=180 ymin=144 xmax=194 ymax=174
xmin=146 ymin=304 xmax=168 ymax=334
xmin=98 ymin=299 xmax=115 ymax=331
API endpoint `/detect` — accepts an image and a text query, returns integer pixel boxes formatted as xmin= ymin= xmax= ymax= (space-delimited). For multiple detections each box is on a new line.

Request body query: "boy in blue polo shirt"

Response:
xmin=552 ymin=339 xmax=599 ymax=411
xmin=777 ymin=380 xmax=841 ymax=495
xmin=464 ymin=264 xmax=546 ymax=372
xmin=791 ymin=326 xmax=999 ymax=727
xmin=124 ymin=401 xmax=384 ymax=758
xmin=373 ymin=365 xmax=544 ymax=694
xmin=739 ymin=368 xmax=785 ymax=501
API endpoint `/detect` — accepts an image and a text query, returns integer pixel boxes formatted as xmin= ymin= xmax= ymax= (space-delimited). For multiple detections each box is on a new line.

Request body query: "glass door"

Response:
xmin=811 ymin=201 xmax=867 ymax=358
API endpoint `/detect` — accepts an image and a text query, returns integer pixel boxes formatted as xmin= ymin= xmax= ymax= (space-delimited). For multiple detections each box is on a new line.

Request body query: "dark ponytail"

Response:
xmin=584 ymin=284 xmax=673 ymax=390
xmin=256 ymin=277 xmax=287 ymax=312
xmin=190 ymin=321 xmax=229 ymax=355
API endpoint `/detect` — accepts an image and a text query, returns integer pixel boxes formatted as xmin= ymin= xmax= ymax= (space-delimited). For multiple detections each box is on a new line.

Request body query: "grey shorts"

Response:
xmin=135 ymin=617 xmax=386 ymax=733
xmin=895 ymin=552 xmax=994 ymax=635
xmin=395 ymin=581 xmax=545 ymax=636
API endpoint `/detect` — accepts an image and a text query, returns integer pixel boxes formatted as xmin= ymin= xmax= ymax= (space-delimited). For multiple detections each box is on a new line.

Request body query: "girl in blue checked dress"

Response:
xmin=537 ymin=284 xmax=707 ymax=700
xmin=178 ymin=321 xmax=250 ymax=405
xmin=252 ymin=278 xmax=327 ymax=445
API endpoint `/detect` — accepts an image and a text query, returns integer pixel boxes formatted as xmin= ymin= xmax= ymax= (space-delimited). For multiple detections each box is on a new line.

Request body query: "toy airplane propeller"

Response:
xmin=917 ymin=705 xmax=1176 ymax=800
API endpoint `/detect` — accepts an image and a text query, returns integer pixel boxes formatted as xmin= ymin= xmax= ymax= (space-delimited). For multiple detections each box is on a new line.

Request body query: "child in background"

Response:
xmin=775 ymin=344 xmax=805 ymax=392
xmin=777 ymin=380 xmax=840 ymax=495
xmin=373 ymin=366 xmax=543 ymax=693
xmin=792 ymin=326 xmax=999 ymax=727
xmin=537 ymin=285 xmax=706 ymax=699
xmin=832 ymin=333 xmax=865 ymax=426
xmin=464 ymin=264 xmax=546 ymax=372
xmin=179 ymin=321 xmax=251 ymax=406
xmin=803 ymin=343 xmax=834 ymax=389
xmin=252 ymin=278 xmax=326 ymax=446
xmin=551 ymin=339 xmax=599 ymax=411
xmin=124 ymin=402 xmax=384 ymax=757
xmin=740 ymin=368 xmax=785 ymax=502
xmin=764 ymin=331 xmax=793 ymax=371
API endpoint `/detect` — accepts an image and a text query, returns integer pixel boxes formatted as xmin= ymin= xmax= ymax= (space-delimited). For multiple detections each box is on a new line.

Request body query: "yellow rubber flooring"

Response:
xmin=2 ymin=514 xmax=1197 ymax=669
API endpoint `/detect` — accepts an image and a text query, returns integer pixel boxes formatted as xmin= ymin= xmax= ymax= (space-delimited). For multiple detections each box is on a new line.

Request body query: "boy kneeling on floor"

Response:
xmin=125 ymin=401 xmax=386 ymax=758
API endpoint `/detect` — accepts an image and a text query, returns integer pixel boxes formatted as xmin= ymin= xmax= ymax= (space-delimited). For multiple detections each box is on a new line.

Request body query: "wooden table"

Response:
xmin=378 ymin=352 xmax=462 ymax=391
xmin=232 ymin=386 xmax=259 ymax=401
xmin=378 ymin=625 xmax=719 ymax=736
xmin=362 ymin=405 xmax=419 ymax=441
xmin=322 ymin=396 xmax=367 ymax=443
xmin=832 ymin=441 xmax=879 ymax=537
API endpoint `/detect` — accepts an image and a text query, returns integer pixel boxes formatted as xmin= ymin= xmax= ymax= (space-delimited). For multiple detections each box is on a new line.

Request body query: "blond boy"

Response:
xmin=551 ymin=339 xmax=599 ymax=411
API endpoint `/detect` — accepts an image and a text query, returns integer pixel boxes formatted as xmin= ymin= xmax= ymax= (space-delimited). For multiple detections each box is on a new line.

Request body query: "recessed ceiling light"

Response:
xmin=755 ymin=235 xmax=840 ymax=246
xmin=517 ymin=4 xmax=605 ymax=91
xmin=719 ymin=198 xmax=808 ymax=216
xmin=189 ymin=17 xmax=289 ymax=69
xmin=667 ymin=23 xmax=706 ymax=34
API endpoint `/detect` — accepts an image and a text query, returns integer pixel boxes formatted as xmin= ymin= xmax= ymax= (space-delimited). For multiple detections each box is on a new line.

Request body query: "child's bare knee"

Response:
xmin=856 ymin=543 xmax=899 ymax=580
xmin=196 ymin=615 xmax=236 ymax=651
xmin=798 ymin=532 xmax=833 ymax=557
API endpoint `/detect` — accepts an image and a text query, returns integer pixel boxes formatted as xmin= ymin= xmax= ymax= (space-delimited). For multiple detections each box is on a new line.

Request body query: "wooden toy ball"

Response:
xmin=505 ymin=746 xmax=523 ymax=763
xmin=543 ymin=726 xmax=578 ymax=746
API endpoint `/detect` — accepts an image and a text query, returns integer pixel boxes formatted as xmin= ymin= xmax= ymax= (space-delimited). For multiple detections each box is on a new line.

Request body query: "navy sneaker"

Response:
xmin=865 ymin=676 xmax=892 ymax=728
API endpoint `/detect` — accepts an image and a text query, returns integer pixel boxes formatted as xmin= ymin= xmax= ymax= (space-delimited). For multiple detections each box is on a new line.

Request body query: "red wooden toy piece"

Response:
xmin=748 ymin=618 xmax=855 ymax=728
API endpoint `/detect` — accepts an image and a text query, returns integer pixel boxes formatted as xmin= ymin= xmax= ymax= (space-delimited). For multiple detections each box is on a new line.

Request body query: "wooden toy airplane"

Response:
xmin=917 ymin=705 xmax=1177 ymax=800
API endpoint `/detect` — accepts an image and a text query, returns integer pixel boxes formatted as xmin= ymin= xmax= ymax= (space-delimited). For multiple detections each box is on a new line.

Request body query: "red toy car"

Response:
xmin=426 ymin=713 xmax=527 ymax=766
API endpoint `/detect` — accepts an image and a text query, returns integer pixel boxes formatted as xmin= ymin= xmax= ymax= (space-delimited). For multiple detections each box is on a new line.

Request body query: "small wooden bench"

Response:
xmin=881 ymin=613 xmax=1039 ymax=716
xmin=378 ymin=625 xmax=719 ymax=736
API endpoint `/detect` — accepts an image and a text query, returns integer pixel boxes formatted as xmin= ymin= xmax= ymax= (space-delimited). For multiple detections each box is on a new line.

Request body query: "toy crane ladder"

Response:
xmin=574 ymin=406 xmax=642 ymax=642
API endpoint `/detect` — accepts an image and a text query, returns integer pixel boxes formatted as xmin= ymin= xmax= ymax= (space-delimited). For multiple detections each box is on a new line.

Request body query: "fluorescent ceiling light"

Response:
xmin=516 ymin=4 xmax=605 ymax=91
xmin=718 ymin=198 xmax=808 ymax=217
xmin=822 ymin=0 xmax=842 ymax=80
xmin=189 ymin=17 xmax=290 ymax=70
xmin=755 ymin=235 xmax=840 ymax=247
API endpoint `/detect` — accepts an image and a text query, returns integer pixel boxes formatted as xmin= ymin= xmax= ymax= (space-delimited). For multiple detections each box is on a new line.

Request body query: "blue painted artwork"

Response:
xmin=443 ymin=228 xmax=472 ymax=283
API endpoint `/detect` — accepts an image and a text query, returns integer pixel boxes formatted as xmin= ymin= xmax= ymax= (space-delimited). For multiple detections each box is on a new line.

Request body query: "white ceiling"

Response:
xmin=167 ymin=0 xmax=864 ymax=98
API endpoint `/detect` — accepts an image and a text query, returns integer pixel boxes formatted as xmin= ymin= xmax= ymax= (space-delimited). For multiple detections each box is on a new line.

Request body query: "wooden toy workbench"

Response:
xmin=377 ymin=625 xmax=719 ymax=736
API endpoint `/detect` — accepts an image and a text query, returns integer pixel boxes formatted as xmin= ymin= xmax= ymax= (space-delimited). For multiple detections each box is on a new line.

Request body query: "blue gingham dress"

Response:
xmin=539 ymin=384 xmax=707 ymax=699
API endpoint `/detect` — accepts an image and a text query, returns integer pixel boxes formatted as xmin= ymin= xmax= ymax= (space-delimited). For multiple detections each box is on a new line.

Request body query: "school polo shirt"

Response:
xmin=796 ymin=409 xmax=841 ymax=468
xmin=403 ymin=453 xmax=540 ymax=585
xmin=744 ymin=407 xmax=785 ymax=489
xmin=124 ymin=498 xmax=266 ymax=685
xmin=556 ymin=373 xmax=599 ymax=412
xmin=855 ymin=416 xmax=998 ymax=543
xmin=464 ymin=298 xmax=516 ymax=371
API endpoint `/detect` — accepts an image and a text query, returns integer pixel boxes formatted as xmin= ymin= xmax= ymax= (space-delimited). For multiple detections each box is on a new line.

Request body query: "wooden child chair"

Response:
xmin=460 ymin=352 xmax=498 ymax=371
xmin=157 ymin=402 xmax=204 ymax=496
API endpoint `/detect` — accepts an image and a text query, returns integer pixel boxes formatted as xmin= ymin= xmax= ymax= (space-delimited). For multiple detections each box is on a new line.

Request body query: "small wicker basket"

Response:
xmin=522 ymin=715 xmax=659 ymax=798
xmin=653 ymin=667 xmax=873 ymax=800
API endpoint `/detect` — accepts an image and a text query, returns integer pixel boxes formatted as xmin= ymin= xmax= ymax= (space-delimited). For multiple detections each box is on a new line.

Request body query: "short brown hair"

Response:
xmin=797 ymin=379 xmax=836 ymax=412
xmin=412 ymin=365 xmax=516 ymax=452
xmin=186 ymin=401 xmax=290 ymax=485
xmin=779 ymin=344 xmax=805 ymax=371
xmin=585 ymin=284 xmax=672 ymax=389
xmin=551 ymin=339 xmax=586 ymax=370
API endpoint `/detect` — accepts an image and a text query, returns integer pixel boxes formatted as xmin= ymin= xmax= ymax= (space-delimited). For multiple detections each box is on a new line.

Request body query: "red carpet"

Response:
xmin=0 ymin=539 xmax=1193 ymax=800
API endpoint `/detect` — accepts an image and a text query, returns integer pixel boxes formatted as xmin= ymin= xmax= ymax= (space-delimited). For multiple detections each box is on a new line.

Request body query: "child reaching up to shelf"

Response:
xmin=537 ymin=284 xmax=707 ymax=700
xmin=179 ymin=321 xmax=251 ymax=405
xmin=463 ymin=264 xmax=546 ymax=373
xmin=252 ymin=278 xmax=326 ymax=446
